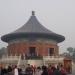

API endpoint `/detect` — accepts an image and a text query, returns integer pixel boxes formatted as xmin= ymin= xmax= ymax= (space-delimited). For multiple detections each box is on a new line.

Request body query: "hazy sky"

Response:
xmin=0 ymin=0 xmax=75 ymax=53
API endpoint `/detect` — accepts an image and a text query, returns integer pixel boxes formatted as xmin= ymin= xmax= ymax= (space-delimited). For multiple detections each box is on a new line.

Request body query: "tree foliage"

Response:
xmin=67 ymin=47 xmax=74 ymax=53
xmin=0 ymin=47 xmax=7 ymax=57
xmin=67 ymin=47 xmax=75 ymax=62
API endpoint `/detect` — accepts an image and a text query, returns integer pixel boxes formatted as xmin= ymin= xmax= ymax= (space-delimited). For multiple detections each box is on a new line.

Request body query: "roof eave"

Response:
xmin=1 ymin=33 xmax=65 ymax=43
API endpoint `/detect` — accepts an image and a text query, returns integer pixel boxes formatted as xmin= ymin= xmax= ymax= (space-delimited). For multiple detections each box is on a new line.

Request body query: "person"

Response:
xmin=18 ymin=67 xmax=22 ymax=75
xmin=1 ymin=66 xmax=8 ymax=75
xmin=14 ymin=65 xmax=19 ymax=75
xmin=60 ymin=65 xmax=67 ymax=75
xmin=35 ymin=67 xmax=42 ymax=75
xmin=48 ymin=65 xmax=54 ymax=75
xmin=53 ymin=65 xmax=61 ymax=75
xmin=7 ymin=65 xmax=12 ymax=75
xmin=25 ymin=64 xmax=33 ymax=75
xmin=41 ymin=65 xmax=48 ymax=75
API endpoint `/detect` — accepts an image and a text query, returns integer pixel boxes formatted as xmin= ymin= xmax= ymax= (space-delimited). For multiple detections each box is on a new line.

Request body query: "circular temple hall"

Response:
xmin=1 ymin=11 xmax=65 ymax=59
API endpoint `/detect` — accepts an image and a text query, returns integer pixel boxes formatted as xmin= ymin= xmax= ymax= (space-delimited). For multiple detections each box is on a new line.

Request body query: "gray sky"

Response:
xmin=0 ymin=0 xmax=75 ymax=53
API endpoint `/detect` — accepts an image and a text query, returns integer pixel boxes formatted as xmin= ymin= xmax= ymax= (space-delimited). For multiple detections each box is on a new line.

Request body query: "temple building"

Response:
xmin=1 ymin=11 xmax=65 ymax=66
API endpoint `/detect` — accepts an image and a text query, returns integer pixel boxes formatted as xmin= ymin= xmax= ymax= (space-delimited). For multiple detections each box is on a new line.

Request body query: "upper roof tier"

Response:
xmin=1 ymin=11 xmax=65 ymax=43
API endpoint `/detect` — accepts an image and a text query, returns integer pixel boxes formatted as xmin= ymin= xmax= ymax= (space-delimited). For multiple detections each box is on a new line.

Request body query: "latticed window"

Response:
xmin=48 ymin=48 xmax=54 ymax=56
xmin=29 ymin=47 xmax=36 ymax=56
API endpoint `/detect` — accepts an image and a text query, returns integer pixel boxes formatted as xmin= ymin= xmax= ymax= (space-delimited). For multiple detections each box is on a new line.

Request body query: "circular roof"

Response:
xmin=1 ymin=11 xmax=65 ymax=43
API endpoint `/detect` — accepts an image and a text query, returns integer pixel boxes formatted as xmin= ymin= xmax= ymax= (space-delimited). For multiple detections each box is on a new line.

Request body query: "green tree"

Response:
xmin=67 ymin=47 xmax=74 ymax=56
xmin=67 ymin=47 xmax=75 ymax=62
xmin=0 ymin=47 xmax=7 ymax=57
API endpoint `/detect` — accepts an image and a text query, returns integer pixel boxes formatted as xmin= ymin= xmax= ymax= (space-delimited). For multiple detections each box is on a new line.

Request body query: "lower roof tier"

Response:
xmin=1 ymin=32 xmax=65 ymax=43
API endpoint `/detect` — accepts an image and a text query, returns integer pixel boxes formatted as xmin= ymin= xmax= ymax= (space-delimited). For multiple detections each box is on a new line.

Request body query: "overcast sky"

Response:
xmin=0 ymin=0 xmax=75 ymax=53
